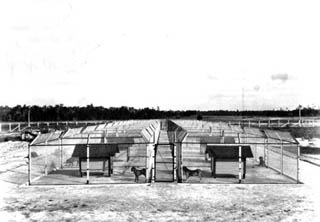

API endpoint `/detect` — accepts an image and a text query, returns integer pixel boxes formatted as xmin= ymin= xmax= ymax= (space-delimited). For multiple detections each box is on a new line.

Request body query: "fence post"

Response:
xmin=45 ymin=140 xmax=48 ymax=176
xmin=297 ymin=144 xmax=300 ymax=183
xmin=28 ymin=144 xmax=31 ymax=185
xmin=265 ymin=138 xmax=269 ymax=168
xmin=176 ymin=142 xmax=182 ymax=183
xmin=86 ymin=135 xmax=90 ymax=184
xmin=9 ymin=123 xmax=11 ymax=132
xmin=281 ymin=140 xmax=283 ymax=175
xmin=238 ymin=133 xmax=242 ymax=184
xmin=60 ymin=138 xmax=63 ymax=169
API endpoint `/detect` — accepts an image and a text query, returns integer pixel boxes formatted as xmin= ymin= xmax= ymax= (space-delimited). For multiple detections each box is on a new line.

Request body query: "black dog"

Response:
xmin=182 ymin=166 xmax=202 ymax=182
xmin=131 ymin=166 xmax=146 ymax=183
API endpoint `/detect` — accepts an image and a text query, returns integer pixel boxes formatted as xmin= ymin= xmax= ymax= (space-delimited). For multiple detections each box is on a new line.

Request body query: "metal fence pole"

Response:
xmin=45 ymin=140 xmax=48 ymax=176
xmin=60 ymin=138 xmax=63 ymax=169
xmin=297 ymin=144 xmax=300 ymax=183
xmin=238 ymin=133 xmax=242 ymax=183
xmin=86 ymin=135 xmax=90 ymax=184
xmin=28 ymin=144 xmax=31 ymax=185
xmin=281 ymin=140 xmax=283 ymax=175
xmin=266 ymin=138 xmax=269 ymax=168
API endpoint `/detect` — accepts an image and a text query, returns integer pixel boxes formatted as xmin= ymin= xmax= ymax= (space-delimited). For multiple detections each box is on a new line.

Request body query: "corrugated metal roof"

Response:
xmin=206 ymin=145 xmax=253 ymax=158
xmin=72 ymin=144 xmax=119 ymax=158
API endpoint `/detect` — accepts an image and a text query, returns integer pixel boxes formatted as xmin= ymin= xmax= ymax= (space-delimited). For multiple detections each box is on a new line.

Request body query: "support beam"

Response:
xmin=238 ymin=133 xmax=242 ymax=183
xmin=86 ymin=135 xmax=90 ymax=184
xmin=28 ymin=144 xmax=31 ymax=185
xmin=281 ymin=140 xmax=283 ymax=175
xmin=297 ymin=145 xmax=300 ymax=183
xmin=60 ymin=138 xmax=63 ymax=169
xmin=176 ymin=142 xmax=182 ymax=183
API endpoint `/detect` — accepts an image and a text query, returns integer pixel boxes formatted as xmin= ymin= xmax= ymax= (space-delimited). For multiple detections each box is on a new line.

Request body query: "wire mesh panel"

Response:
xmin=181 ymin=138 xmax=211 ymax=183
xmin=27 ymin=120 xmax=299 ymax=185
xmin=87 ymin=143 xmax=148 ymax=184
xmin=30 ymin=140 xmax=85 ymax=185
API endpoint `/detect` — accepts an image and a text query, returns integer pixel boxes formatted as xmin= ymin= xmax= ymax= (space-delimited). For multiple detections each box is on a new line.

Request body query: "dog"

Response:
xmin=182 ymin=166 xmax=202 ymax=182
xmin=131 ymin=166 xmax=146 ymax=183
xmin=66 ymin=157 xmax=78 ymax=167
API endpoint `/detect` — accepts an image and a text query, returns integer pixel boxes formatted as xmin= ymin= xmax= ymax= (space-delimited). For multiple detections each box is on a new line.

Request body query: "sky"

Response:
xmin=1 ymin=0 xmax=320 ymax=111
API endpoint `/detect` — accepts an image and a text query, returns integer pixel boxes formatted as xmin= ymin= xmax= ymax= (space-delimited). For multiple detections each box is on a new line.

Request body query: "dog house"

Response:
xmin=72 ymin=144 xmax=119 ymax=177
xmin=206 ymin=145 xmax=253 ymax=179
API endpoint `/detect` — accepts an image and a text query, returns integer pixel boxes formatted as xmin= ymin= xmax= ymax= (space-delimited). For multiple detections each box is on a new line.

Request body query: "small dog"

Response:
xmin=131 ymin=166 xmax=146 ymax=183
xmin=66 ymin=157 xmax=78 ymax=167
xmin=182 ymin=166 xmax=202 ymax=182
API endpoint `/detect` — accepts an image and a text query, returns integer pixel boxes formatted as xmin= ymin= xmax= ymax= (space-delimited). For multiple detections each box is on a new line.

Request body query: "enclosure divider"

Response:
xmin=238 ymin=133 xmax=242 ymax=184
xmin=281 ymin=140 xmax=283 ymax=175
xmin=86 ymin=134 xmax=90 ymax=184
xmin=59 ymin=138 xmax=63 ymax=169
xmin=297 ymin=144 xmax=300 ymax=183
xmin=266 ymin=138 xmax=269 ymax=168
xmin=28 ymin=143 xmax=31 ymax=185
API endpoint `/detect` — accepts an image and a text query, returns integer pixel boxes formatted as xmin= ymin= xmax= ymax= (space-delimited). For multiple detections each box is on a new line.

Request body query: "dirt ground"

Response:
xmin=1 ymin=141 xmax=320 ymax=221
xmin=1 ymin=183 xmax=320 ymax=221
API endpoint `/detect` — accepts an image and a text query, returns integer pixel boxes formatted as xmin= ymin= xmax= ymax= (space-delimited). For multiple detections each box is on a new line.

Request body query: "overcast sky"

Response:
xmin=1 ymin=0 xmax=320 ymax=110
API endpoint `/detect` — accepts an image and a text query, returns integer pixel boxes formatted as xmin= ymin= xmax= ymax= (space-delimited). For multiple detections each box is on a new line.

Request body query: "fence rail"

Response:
xmin=0 ymin=120 xmax=107 ymax=133
xmin=225 ymin=118 xmax=320 ymax=128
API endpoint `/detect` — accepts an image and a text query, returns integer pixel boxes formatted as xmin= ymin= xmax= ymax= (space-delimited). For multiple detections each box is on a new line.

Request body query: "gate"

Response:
xmin=155 ymin=144 xmax=175 ymax=182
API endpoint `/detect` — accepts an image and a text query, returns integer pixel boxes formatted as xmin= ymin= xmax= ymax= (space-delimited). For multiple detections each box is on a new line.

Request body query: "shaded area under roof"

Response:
xmin=72 ymin=144 xmax=119 ymax=158
xmin=200 ymin=136 xmax=236 ymax=144
xmin=206 ymin=145 xmax=253 ymax=158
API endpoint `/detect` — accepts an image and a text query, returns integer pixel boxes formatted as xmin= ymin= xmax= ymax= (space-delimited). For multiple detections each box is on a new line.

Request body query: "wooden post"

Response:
xmin=176 ymin=142 xmax=182 ymax=183
xmin=28 ymin=144 xmax=31 ymax=185
xmin=297 ymin=144 xmax=300 ymax=183
xmin=154 ymin=144 xmax=157 ymax=182
xmin=60 ymin=138 xmax=63 ymax=169
xmin=45 ymin=140 xmax=48 ymax=176
xmin=86 ymin=135 xmax=90 ymax=184
xmin=258 ymin=120 xmax=260 ymax=128
xmin=281 ymin=141 xmax=283 ymax=175
xmin=9 ymin=123 xmax=11 ymax=132
xmin=266 ymin=138 xmax=269 ymax=168
xmin=238 ymin=133 xmax=242 ymax=183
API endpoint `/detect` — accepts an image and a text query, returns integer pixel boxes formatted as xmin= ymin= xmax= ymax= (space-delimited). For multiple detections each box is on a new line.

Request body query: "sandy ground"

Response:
xmin=1 ymin=141 xmax=320 ymax=221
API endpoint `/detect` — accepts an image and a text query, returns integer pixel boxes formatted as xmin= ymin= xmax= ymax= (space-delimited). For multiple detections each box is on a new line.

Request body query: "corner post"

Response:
xmin=281 ymin=140 xmax=283 ymax=175
xmin=86 ymin=135 xmax=90 ymax=184
xmin=60 ymin=138 xmax=63 ymax=169
xmin=297 ymin=144 xmax=300 ymax=183
xmin=28 ymin=143 xmax=31 ymax=185
xmin=238 ymin=133 xmax=242 ymax=184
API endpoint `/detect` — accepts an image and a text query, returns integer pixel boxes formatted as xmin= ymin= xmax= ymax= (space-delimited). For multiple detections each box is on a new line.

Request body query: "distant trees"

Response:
xmin=0 ymin=105 xmax=319 ymax=122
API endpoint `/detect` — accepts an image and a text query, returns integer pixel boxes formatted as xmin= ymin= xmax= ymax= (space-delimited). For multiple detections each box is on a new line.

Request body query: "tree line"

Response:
xmin=0 ymin=105 xmax=319 ymax=122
